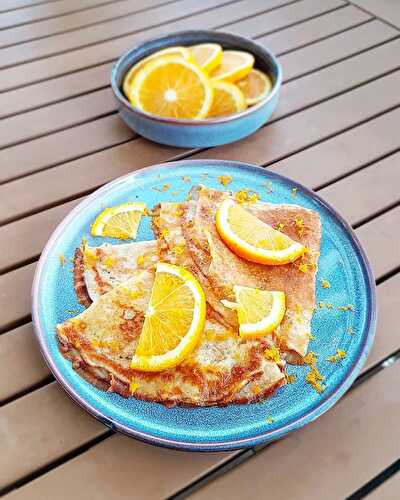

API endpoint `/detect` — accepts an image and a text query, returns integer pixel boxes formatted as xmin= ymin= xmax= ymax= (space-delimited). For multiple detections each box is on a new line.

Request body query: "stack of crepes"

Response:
xmin=57 ymin=186 xmax=321 ymax=407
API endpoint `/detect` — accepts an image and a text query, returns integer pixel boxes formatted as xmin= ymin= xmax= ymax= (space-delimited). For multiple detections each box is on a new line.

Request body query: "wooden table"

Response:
xmin=0 ymin=0 xmax=399 ymax=498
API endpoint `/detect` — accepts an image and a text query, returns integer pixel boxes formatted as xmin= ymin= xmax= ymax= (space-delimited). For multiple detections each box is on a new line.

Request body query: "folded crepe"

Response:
xmin=58 ymin=185 xmax=320 ymax=406
xmin=60 ymin=241 xmax=285 ymax=406
xmin=154 ymin=186 xmax=321 ymax=363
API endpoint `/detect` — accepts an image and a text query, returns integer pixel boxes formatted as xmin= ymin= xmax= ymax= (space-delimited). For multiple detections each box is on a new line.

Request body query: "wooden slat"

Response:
xmin=0 ymin=198 xmax=80 ymax=273
xmin=0 ymin=383 xmax=106 ymax=489
xmin=356 ymin=206 xmax=400 ymax=281
xmin=0 ymin=262 xmax=35 ymax=332
xmin=278 ymin=20 xmax=398 ymax=81
xmin=0 ymin=4 xmax=368 ymax=120
xmin=364 ymin=271 xmax=400 ymax=371
xmin=2 ymin=34 xmax=399 ymax=199
xmin=258 ymin=5 xmax=370 ymax=55
xmin=4 ymin=355 xmax=400 ymax=500
xmin=219 ymin=0 xmax=343 ymax=39
xmin=0 ymin=0 xmax=336 ymax=91
xmin=368 ymin=471 xmax=400 ymax=500
xmin=0 ymin=101 xmax=399 ymax=273
xmin=268 ymin=107 xmax=400 ymax=190
xmin=0 ymin=0 xmax=60 ymax=14
xmin=0 ymin=323 xmax=49 ymax=403
xmin=352 ymin=0 xmax=400 ymax=29
xmin=0 ymin=0 xmax=119 ymax=30
xmin=0 ymin=0 xmax=246 ymax=68
xmin=2 ymin=18 xmax=395 ymax=151
xmin=2 ymin=207 xmax=399 ymax=404
xmin=3 ymin=418 xmax=237 ymax=499
xmin=191 ymin=70 xmax=400 ymax=165
xmin=319 ymin=152 xmax=400 ymax=226
xmin=188 ymin=361 xmax=400 ymax=500
xmin=0 ymin=0 xmax=177 ymax=48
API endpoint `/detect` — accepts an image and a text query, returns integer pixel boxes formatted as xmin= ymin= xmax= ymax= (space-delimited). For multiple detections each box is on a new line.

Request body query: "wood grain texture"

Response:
xmin=0 ymin=0 xmax=280 ymax=91
xmin=0 ymin=4 xmax=368 ymax=120
xmin=1 ymin=17 xmax=395 ymax=150
xmin=189 ymin=361 xmax=400 ymax=500
xmin=278 ymin=20 xmax=397 ymax=81
xmin=0 ymin=383 xmax=106 ymax=489
xmin=0 ymin=0 xmax=239 ymax=67
xmin=220 ymin=0 xmax=344 ymax=39
xmin=319 ymin=151 xmax=400 ymax=226
xmin=364 ymin=271 xmax=400 ymax=371
xmin=368 ymin=471 xmax=400 ymax=500
xmin=0 ymin=323 xmax=49 ymax=402
xmin=351 ymin=0 xmax=400 ymax=29
xmin=0 ymin=0 xmax=60 ymax=14
xmin=3 ymin=54 xmax=400 ymax=222
xmin=268 ymin=106 xmax=400 ymax=190
xmin=258 ymin=5 xmax=370 ymax=55
xmin=356 ymin=206 xmax=400 ymax=281
xmin=0 ymin=198 xmax=81 ymax=273
xmin=192 ymin=70 xmax=400 ymax=167
xmin=0 ymin=0 xmax=119 ymax=30
xmin=0 ymin=262 xmax=35 ymax=332
xmin=3 ymin=429 xmax=237 ymax=500
xmin=0 ymin=0 xmax=175 ymax=48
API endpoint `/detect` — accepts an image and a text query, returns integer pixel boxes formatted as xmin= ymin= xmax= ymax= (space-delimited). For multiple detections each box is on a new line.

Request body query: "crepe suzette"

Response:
xmin=57 ymin=186 xmax=321 ymax=406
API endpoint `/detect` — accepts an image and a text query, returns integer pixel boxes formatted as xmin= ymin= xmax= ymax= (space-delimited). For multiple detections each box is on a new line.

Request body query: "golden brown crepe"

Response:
xmin=154 ymin=186 xmax=321 ymax=363
xmin=58 ymin=185 xmax=321 ymax=406
xmin=58 ymin=268 xmax=285 ymax=405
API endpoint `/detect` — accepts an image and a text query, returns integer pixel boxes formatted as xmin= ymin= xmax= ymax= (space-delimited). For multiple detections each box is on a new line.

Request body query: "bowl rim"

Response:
xmin=31 ymin=159 xmax=377 ymax=452
xmin=110 ymin=29 xmax=282 ymax=126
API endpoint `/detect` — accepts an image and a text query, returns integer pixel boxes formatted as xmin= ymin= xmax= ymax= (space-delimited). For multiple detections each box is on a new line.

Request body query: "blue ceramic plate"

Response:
xmin=32 ymin=160 xmax=376 ymax=451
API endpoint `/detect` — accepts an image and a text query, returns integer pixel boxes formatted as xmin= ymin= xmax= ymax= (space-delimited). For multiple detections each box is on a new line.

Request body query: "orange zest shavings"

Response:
xmin=266 ymin=415 xmax=274 ymax=424
xmin=218 ymin=175 xmax=232 ymax=186
xmin=264 ymin=346 xmax=281 ymax=363
xmin=321 ymin=279 xmax=330 ymax=289
xmin=337 ymin=304 xmax=354 ymax=311
xmin=152 ymin=183 xmax=170 ymax=192
xmin=59 ymin=254 xmax=65 ymax=267
xmin=234 ymin=189 xmax=260 ymax=204
xmin=327 ymin=349 xmax=346 ymax=363
xmin=304 ymin=351 xmax=325 ymax=393
xmin=298 ymin=263 xmax=309 ymax=273
xmin=286 ymin=373 xmax=297 ymax=384
xmin=129 ymin=380 xmax=139 ymax=394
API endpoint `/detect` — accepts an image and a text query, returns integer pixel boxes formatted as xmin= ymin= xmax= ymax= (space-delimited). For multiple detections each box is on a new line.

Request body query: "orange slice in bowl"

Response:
xmin=122 ymin=46 xmax=192 ymax=99
xmin=237 ymin=69 xmax=273 ymax=106
xmin=132 ymin=55 xmax=213 ymax=119
xmin=210 ymin=50 xmax=254 ymax=83
xmin=208 ymin=81 xmax=247 ymax=118
xmin=190 ymin=43 xmax=222 ymax=73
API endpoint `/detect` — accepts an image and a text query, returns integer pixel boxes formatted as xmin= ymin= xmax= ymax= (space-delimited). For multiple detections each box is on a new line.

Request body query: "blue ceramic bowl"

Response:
xmin=111 ymin=30 xmax=282 ymax=148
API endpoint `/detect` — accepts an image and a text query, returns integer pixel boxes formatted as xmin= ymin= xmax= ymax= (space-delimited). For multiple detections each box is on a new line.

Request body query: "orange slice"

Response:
xmin=190 ymin=43 xmax=222 ymax=73
xmin=208 ymin=81 xmax=247 ymax=118
xmin=210 ymin=50 xmax=254 ymax=83
xmin=131 ymin=263 xmax=206 ymax=372
xmin=216 ymin=199 xmax=306 ymax=265
xmin=122 ymin=46 xmax=191 ymax=99
xmin=222 ymin=286 xmax=286 ymax=339
xmin=237 ymin=69 xmax=273 ymax=105
xmin=132 ymin=55 xmax=213 ymax=119
xmin=90 ymin=202 xmax=146 ymax=240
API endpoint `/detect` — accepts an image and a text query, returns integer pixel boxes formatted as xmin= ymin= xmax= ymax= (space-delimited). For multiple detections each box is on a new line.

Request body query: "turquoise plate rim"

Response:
xmin=31 ymin=160 xmax=377 ymax=451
